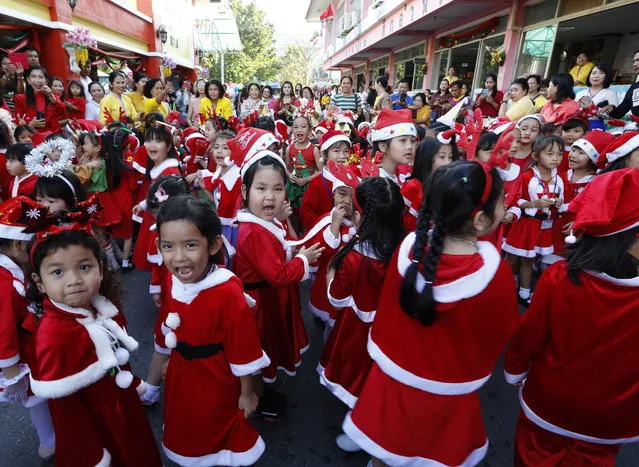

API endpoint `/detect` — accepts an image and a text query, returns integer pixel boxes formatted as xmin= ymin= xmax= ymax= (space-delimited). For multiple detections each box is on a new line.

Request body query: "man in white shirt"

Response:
xmin=78 ymin=61 xmax=93 ymax=101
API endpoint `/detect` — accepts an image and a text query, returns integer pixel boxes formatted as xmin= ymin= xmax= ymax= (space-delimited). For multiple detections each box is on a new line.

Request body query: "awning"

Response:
xmin=320 ymin=5 xmax=334 ymax=21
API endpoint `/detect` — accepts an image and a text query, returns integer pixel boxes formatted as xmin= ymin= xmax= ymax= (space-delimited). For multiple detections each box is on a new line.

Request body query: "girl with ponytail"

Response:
xmin=342 ymin=160 xmax=519 ymax=467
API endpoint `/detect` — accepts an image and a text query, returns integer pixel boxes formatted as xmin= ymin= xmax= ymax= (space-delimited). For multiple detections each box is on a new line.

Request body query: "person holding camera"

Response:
xmin=391 ymin=78 xmax=414 ymax=110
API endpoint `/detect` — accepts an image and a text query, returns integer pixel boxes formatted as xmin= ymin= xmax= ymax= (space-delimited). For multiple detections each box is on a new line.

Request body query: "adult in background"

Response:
xmin=78 ymin=61 xmax=93 ymax=99
xmin=575 ymin=62 xmax=619 ymax=130
xmin=21 ymin=45 xmax=40 ymax=68
xmin=187 ymin=78 xmax=206 ymax=126
xmin=200 ymin=79 xmax=233 ymax=119
xmin=444 ymin=65 xmax=458 ymax=84
xmin=143 ymin=78 xmax=172 ymax=118
xmin=370 ymin=75 xmax=392 ymax=116
xmin=366 ymin=81 xmax=377 ymax=109
xmin=175 ymin=80 xmax=193 ymax=116
xmin=272 ymin=81 xmax=300 ymax=125
xmin=100 ymin=70 xmax=138 ymax=124
xmin=609 ymin=49 xmax=639 ymax=119
xmin=85 ymin=81 xmax=104 ymax=121
xmin=569 ymin=52 xmax=595 ymax=86
xmin=527 ymin=74 xmax=547 ymax=111
xmin=261 ymin=85 xmax=274 ymax=117
xmin=0 ymin=55 xmax=24 ymax=112
xmin=13 ymin=66 xmax=66 ymax=133
xmin=330 ymin=76 xmax=361 ymax=113
xmin=357 ymin=84 xmax=368 ymax=105
xmin=412 ymin=92 xmax=431 ymax=127
xmin=295 ymin=83 xmax=303 ymax=99
xmin=127 ymin=72 xmax=148 ymax=115
xmin=429 ymin=79 xmax=454 ymax=121
xmin=474 ymin=73 xmax=503 ymax=118
xmin=390 ymin=78 xmax=414 ymax=110
xmin=449 ymin=80 xmax=471 ymax=118
xmin=499 ymin=78 xmax=534 ymax=122
xmin=301 ymin=86 xmax=321 ymax=127
xmin=240 ymin=82 xmax=266 ymax=119
xmin=540 ymin=73 xmax=580 ymax=124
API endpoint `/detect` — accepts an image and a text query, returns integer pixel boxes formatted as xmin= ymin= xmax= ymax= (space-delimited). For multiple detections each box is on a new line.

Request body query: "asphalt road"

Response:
xmin=1 ymin=269 xmax=637 ymax=466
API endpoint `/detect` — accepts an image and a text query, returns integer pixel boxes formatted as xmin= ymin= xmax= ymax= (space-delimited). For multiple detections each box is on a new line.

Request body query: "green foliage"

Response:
xmin=277 ymin=42 xmax=319 ymax=86
xmin=208 ymin=0 xmax=278 ymax=84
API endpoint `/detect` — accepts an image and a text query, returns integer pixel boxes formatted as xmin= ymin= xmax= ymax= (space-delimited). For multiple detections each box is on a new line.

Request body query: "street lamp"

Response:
xmin=157 ymin=25 xmax=168 ymax=45
xmin=67 ymin=0 xmax=78 ymax=11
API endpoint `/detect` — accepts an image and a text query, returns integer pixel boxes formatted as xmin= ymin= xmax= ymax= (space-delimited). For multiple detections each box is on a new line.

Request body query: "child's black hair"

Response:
xmin=250 ymin=116 xmax=276 ymax=133
xmin=0 ymin=120 xmax=10 ymax=149
xmin=540 ymin=122 xmax=558 ymax=136
xmin=566 ymin=226 xmax=639 ymax=284
xmin=330 ymin=177 xmax=405 ymax=272
xmin=156 ymin=195 xmax=225 ymax=265
xmin=6 ymin=143 xmax=32 ymax=163
xmin=27 ymin=228 xmax=124 ymax=316
xmin=409 ymin=136 xmax=461 ymax=184
xmin=241 ymin=155 xmax=288 ymax=207
xmin=144 ymin=112 xmax=165 ymax=130
xmin=206 ymin=116 xmax=229 ymax=131
xmin=67 ymin=79 xmax=86 ymax=99
xmin=476 ymin=132 xmax=498 ymax=156
xmin=416 ymin=125 xmax=426 ymax=141
xmin=34 ymin=169 xmax=87 ymax=210
xmin=400 ymin=160 xmax=503 ymax=326
xmin=13 ymin=125 xmax=35 ymax=143
xmin=214 ymin=130 xmax=236 ymax=143
xmin=292 ymin=114 xmax=312 ymax=128
xmin=532 ymin=134 xmax=565 ymax=164
xmin=562 ymin=118 xmax=588 ymax=134
xmin=144 ymin=125 xmax=179 ymax=178
xmin=146 ymin=175 xmax=191 ymax=211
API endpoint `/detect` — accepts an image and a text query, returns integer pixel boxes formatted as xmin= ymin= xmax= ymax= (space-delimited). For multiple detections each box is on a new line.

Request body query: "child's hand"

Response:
xmin=132 ymin=204 xmax=142 ymax=216
xmin=289 ymin=173 xmax=299 ymax=184
xmin=501 ymin=211 xmax=515 ymax=224
xmin=562 ymin=221 xmax=574 ymax=235
xmin=536 ymin=198 xmax=555 ymax=209
xmin=295 ymin=176 xmax=308 ymax=186
xmin=151 ymin=294 xmax=161 ymax=308
xmin=185 ymin=172 xmax=201 ymax=185
xmin=238 ymin=391 xmax=258 ymax=418
xmin=331 ymin=203 xmax=347 ymax=234
xmin=87 ymin=159 xmax=102 ymax=169
xmin=299 ymin=243 xmax=324 ymax=264
xmin=276 ymin=201 xmax=292 ymax=221
xmin=553 ymin=198 xmax=563 ymax=209
xmin=194 ymin=155 xmax=207 ymax=168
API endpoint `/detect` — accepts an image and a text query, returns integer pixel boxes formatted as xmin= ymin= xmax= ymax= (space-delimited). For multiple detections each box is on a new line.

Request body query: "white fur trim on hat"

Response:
xmin=492 ymin=123 xmax=513 ymax=135
xmin=320 ymin=134 xmax=351 ymax=152
xmin=337 ymin=115 xmax=354 ymax=126
xmin=247 ymin=133 xmax=280 ymax=160
xmin=240 ymin=150 xmax=287 ymax=179
xmin=516 ymin=114 xmax=543 ymax=128
xmin=357 ymin=122 xmax=371 ymax=132
xmin=606 ymin=134 xmax=639 ymax=164
xmin=371 ymin=122 xmax=417 ymax=142
xmin=0 ymin=224 xmax=33 ymax=241
xmin=572 ymin=138 xmax=599 ymax=165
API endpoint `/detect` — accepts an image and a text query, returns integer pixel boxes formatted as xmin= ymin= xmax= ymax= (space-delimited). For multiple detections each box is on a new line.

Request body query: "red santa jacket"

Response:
xmin=9 ymin=174 xmax=37 ymax=199
xmin=13 ymin=93 xmax=66 ymax=134
xmin=504 ymin=262 xmax=639 ymax=443
xmin=497 ymin=163 xmax=523 ymax=221
xmin=147 ymin=228 xmax=166 ymax=295
xmin=300 ymin=166 xmax=335 ymax=231
xmin=370 ymin=233 xmax=519 ymax=394
xmin=0 ymin=255 xmax=33 ymax=369
xmin=401 ymin=178 xmax=422 ymax=231
xmin=201 ymin=165 xmax=242 ymax=225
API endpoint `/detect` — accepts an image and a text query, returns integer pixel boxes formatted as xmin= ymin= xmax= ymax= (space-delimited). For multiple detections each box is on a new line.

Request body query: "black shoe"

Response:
xmin=255 ymin=386 xmax=286 ymax=421
xmin=122 ymin=264 xmax=136 ymax=274
xmin=518 ymin=295 xmax=531 ymax=308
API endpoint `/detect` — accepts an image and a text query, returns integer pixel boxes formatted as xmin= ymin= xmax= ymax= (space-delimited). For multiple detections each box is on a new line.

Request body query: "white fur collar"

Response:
xmin=50 ymin=295 xmax=119 ymax=322
xmin=378 ymin=167 xmax=399 ymax=184
xmin=0 ymin=253 xmax=25 ymax=296
xmin=566 ymin=170 xmax=594 ymax=184
xmin=12 ymin=173 xmax=33 ymax=197
xmin=288 ymin=213 xmax=333 ymax=248
xmin=322 ymin=165 xmax=336 ymax=183
xmin=171 ymin=266 xmax=236 ymax=304
xmin=236 ymin=210 xmax=288 ymax=249
xmin=220 ymin=165 xmax=241 ymax=191
xmin=497 ymin=163 xmax=520 ymax=182
xmin=150 ymin=158 xmax=179 ymax=179
xmin=396 ymin=232 xmax=500 ymax=303
xmin=526 ymin=167 xmax=564 ymax=216
xmin=584 ymin=270 xmax=639 ymax=287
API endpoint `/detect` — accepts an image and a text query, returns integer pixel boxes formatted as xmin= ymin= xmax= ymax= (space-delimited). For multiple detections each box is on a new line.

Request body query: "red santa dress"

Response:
xmin=132 ymin=158 xmax=181 ymax=271
xmin=110 ymin=167 xmax=137 ymax=239
xmin=504 ymin=262 xmax=639 ymax=466
xmin=300 ymin=166 xmax=335 ymax=232
xmin=30 ymin=296 xmax=161 ymax=467
xmin=480 ymin=163 xmax=523 ymax=250
xmin=318 ymin=243 xmax=388 ymax=408
xmin=502 ymin=167 xmax=566 ymax=258
xmin=9 ymin=173 xmax=38 ymax=199
xmin=233 ymin=211 xmax=311 ymax=383
xmin=201 ymin=165 xmax=242 ymax=247
xmin=401 ymin=177 xmax=422 ymax=232
xmin=161 ymin=267 xmax=270 ymax=466
xmin=343 ymin=233 xmax=519 ymax=466
xmin=147 ymin=227 xmax=171 ymax=356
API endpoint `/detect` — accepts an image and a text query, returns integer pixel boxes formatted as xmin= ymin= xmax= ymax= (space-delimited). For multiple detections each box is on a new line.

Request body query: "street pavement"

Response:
xmin=1 ymin=269 xmax=637 ymax=466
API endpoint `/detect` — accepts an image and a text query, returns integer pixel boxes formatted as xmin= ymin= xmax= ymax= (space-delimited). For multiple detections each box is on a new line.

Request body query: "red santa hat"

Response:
xmin=371 ymin=108 xmax=416 ymax=142
xmin=166 ymin=111 xmax=182 ymax=127
xmin=0 ymin=196 xmax=43 ymax=241
xmin=488 ymin=117 xmax=513 ymax=135
xmin=315 ymin=120 xmax=335 ymax=136
xmin=598 ymin=131 xmax=639 ymax=169
xmin=319 ymin=130 xmax=351 ymax=152
xmin=227 ymin=127 xmax=280 ymax=168
xmin=31 ymin=131 xmax=52 ymax=148
xmin=275 ymin=120 xmax=289 ymax=143
xmin=567 ymin=169 xmax=639 ymax=240
xmin=127 ymin=134 xmax=140 ymax=152
xmin=572 ymin=130 xmax=616 ymax=166
xmin=182 ymin=132 xmax=208 ymax=163
xmin=336 ymin=110 xmax=355 ymax=126
xmin=239 ymin=149 xmax=287 ymax=180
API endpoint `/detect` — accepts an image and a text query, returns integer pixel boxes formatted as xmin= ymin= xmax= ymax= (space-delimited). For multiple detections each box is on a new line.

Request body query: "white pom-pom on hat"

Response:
xmin=115 ymin=347 xmax=130 ymax=366
xmin=224 ymin=156 xmax=234 ymax=167
xmin=565 ymin=230 xmax=577 ymax=244
xmin=115 ymin=370 xmax=134 ymax=389
xmin=165 ymin=313 xmax=181 ymax=330
xmin=165 ymin=331 xmax=177 ymax=349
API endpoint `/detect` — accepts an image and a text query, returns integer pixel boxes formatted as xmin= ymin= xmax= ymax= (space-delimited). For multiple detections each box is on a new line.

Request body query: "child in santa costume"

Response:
xmin=156 ymin=196 xmax=270 ymax=466
xmin=6 ymin=143 xmax=38 ymax=198
xmin=131 ymin=125 xmax=182 ymax=271
xmin=504 ymin=168 xmax=639 ymax=467
xmin=300 ymin=129 xmax=351 ymax=231
xmin=370 ymin=108 xmax=417 ymax=185
xmin=342 ymin=160 xmax=519 ymax=467
xmin=511 ymin=115 xmax=543 ymax=172
xmin=599 ymin=131 xmax=639 ymax=172
xmin=503 ymin=135 xmax=568 ymax=305
xmin=0 ymin=196 xmax=56 ymax=460
xmin=318 ymin=175 xmax=405 ymax=453
xmin=233 ymin=150 xmax=323 ymax=419
xmin=28 ymin=202 xmax=161 ymax=467
xmin=137 ymin=175 xmax=191 ymax=406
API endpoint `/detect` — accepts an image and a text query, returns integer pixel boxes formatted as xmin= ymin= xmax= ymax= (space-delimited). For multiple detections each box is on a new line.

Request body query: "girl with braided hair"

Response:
xmin=317 ymin=176 xmax=405 ymax=453
xmin=342 ymin=160 xmax=519 ymax=467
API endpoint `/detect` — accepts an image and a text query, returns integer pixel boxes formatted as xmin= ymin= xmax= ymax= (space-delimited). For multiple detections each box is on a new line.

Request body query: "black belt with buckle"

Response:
xmin=174 ymin=341 xmax=224 ymax=360
xmin=243 ymin=280 xmax=268 ymax=290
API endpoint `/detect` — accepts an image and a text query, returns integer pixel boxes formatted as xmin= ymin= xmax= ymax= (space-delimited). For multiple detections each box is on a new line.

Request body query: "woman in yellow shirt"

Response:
xmin=444 ymin=66 xmax=459 ymax=85
xmin=127 ymin=72 xmax=148 ymax=114
xmin=527 ymin=74 xmax=548 ymax=111
xmin=412 ymin=92 xmax=431 ymax=126
xmin=498 ymin=78 xmax=535 ymax=122
xmin=199 ymin=79 xmax=233 ymax=120
xmin=143 ymin=78 xmax=172 ymax=117
xmin=569 ymin=52 xmax=595 ymax=86
xmin=100 ymin=71 xmax=138 ymax=124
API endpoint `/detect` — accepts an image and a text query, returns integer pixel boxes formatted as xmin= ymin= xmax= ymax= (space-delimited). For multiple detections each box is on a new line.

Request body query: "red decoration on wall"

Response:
xmin=438 ymin=18 xmax=499 ymax=49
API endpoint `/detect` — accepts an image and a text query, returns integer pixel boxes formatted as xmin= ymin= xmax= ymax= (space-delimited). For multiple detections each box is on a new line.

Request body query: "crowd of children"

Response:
xmin=0 ymin=79 xmax=637 ymax=467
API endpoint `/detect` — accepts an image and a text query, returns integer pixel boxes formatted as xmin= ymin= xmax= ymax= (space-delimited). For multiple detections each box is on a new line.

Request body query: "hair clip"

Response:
xmin=154 ymin=187 xmax=169 ymax=203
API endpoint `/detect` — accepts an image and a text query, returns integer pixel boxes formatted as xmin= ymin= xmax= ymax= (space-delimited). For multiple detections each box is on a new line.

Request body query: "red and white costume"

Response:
xmin=147 ymin=227 xmax=171 ymax=356
xmin=161 ymin=267 xmax=270 ymax=466
xmin=401 ymin=177 xmax=422 ymax=231
xmin=30 ymin=296 xmax=161 ymax=467
xmin=201 ymin=164 xmax=242 ymax=226
xmin=9 ymin=174 xmax=37 ymax=199
xmin=343 ymin=233 xmax=519 ymax=466
xmin=132 ymin=158 xmax=181 ymax=271
xmin=318 ymin=243 xmax=388 ymax=408
xmin=110 ymin=167 xmax=137 ymax=239
xmin=481 ymin=163 xmax=523 ymax=250
xmin=502 ymin=167 xmax=566 ymax=258
xmin=233 ymin=211 xmax=311 ymax=382
xmin=300 ymin=165 xmax=336 ymax=231
xmin=511 ymin=153 xmax=531 ymax=172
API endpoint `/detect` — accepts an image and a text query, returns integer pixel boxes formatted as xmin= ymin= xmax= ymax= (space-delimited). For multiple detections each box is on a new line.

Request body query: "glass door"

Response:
xmin=515 ymin=25 xmax=558 ymax=78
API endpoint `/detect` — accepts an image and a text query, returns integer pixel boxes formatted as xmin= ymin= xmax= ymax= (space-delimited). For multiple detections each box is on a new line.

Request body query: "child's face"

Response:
xmin=432 ymin=144 xmax=454 ymax=172
xmin=70 ymin=84 xmax=82 ymax=97
xmin=5 ymin=159 xmax=26 ymax=177
xmin=37 ymin=194 xmax=68 ymax=214
xmin=48 ymin=148 xmax=61 ymax=162
xmin=535 ymin=142 xmax=562 ymax=171
xmin=333 ymin=186 xmax=353 ymax=217
xmin=568 ymin=146 xmax=592 ymax=171
xmin=158 ymin=220 xmax=221 ymax=284
xmin=144 ymin=138 xmax=169 ymax=164
xmin=242 ymin=167 xmax=286 ymax=222
xmin=82 ymin=138 xmax=100 ymax=158
xmin=562 ymin=127 xmax=586 ymax=146
xmin=386 ymin=135 xmax=417 ymax=166
xmin=326 ymin=142 xmax=351 ymax=164
xmin=509 ymin=129 xmax=522 ymax=156
xmin=292 ymin=118 xmax=311 ymax=143
xmin=51 ymin=80 xmax=65 ymax=95
xmin=213 ymin=138 xmax=231 ymax=167
xmin=518 ymin=119 xmax=540 ymax=145
xmin=16 ymin=131 xmax=33 ymax=144
xmin=626 ymin=148 xmax=639 ymax=169
xmin=540 ymin=85 xmax=549 ymax=98
xmin=204 ymin=121 xmax=217 ymax=142
xmin=35 ymin=244 xmax=103 ymax=310
xmin=475 ymin=148 xmax=492 ymax=164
